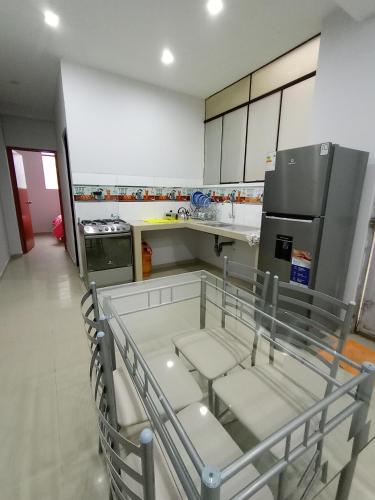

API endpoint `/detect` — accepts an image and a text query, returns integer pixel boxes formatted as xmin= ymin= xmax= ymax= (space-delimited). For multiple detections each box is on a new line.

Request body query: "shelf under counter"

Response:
xmin=130 ymin=219 xmax=260 ymax=281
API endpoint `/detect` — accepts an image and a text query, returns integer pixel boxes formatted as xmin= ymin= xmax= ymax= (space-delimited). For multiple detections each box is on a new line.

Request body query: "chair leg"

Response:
xmin=208 ymin=380 xmax=214 ymax=412
xmin=214 ymin=392 xmax=220 ymax=417
xmin=175 ymin=346 xmax=179 ymax=356
xmin=98 ymin=436 xmax=103 ymax=455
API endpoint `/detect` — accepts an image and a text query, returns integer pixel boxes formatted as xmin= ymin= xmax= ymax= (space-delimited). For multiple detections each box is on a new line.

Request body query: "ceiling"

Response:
xmin=0 ymin=0 xmax=367 ymax=120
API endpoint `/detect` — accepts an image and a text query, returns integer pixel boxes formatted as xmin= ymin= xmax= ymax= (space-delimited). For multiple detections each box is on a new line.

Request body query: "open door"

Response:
xmin=7 ymin=149 xmax=35 ymax=253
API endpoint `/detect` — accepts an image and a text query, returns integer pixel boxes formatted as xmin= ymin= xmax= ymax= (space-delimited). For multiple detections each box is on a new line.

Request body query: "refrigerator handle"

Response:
xmin=265 ymin=215 xmax=314 ymax=223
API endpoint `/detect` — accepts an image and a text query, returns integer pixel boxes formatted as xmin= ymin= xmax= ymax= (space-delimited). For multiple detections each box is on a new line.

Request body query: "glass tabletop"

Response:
xmin=96 ymin=270 xmax=375 ymax=500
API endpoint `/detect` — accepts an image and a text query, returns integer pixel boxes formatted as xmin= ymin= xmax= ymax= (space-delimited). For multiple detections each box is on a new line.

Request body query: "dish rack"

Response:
xmin=190 ymin=190 xmax=216 ymax=220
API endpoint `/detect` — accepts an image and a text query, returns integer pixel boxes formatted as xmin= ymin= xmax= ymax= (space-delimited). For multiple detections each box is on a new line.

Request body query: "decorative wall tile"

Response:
xmin=73 ymin=184 xmax=263 ymax=204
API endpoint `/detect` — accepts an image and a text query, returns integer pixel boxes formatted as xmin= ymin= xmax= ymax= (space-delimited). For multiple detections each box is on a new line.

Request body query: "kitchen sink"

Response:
xmin=200 ymin=221 xmax=231 ymax=227
xmin=201 ymin=221 xmax=257 ymax=232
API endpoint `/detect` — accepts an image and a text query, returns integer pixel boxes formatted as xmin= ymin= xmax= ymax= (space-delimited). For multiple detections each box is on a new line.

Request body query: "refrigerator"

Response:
xmin=258 ymin=143 xmax=368 ymax=300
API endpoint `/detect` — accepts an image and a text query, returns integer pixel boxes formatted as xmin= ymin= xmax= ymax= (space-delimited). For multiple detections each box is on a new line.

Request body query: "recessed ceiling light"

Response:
xmin=207 ymin=0 xmax=224 ymax=16
xmin=44 ymin=10 xmax=60 ymax=28
xmin=161 ymin=48 xmax=174 ymax=65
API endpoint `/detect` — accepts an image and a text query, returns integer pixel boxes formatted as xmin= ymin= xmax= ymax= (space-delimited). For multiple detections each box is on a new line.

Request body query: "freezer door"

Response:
xmin=258 ymin=214 xmax=323 ymax=287
xmin=263 ymin=143 xmax=333 ymax=216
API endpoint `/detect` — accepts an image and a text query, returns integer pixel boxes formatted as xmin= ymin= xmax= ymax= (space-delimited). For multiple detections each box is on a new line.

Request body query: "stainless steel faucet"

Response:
xmin=229 ymin=190 xmax=236 ymax=219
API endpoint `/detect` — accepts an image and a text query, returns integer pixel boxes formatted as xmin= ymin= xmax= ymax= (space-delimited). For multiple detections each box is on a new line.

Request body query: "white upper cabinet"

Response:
xmin=277 ymin=76 xmax=316 ymax=151
xmin=203 ymin=117 xmax=222 ymax=185
xmin=245 ymin=92 xmax=281 ymax=182
xmin=221 ymin=106 xmax=248 ymax=183
xmin=205 ymin=76 xmax=250 ymax=120
xmin=251 ymin=37 xmax=320 ymax=100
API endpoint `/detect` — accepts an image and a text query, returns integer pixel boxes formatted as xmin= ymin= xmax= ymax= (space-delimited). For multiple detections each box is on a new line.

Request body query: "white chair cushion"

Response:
xmin=173 ymin=328 xmax=251 ymax=381
xmin=165 ymin=403 xmax=274 ymax=500
xmin=114 ymin=352 xmax=202 ymax=428
xmin=113 ymin=367 xmax=148 ymax=428
xmin=123 ymin=437 xmax=184 ymax=499
xmin=213 ymin=366 xmax=321 ymax=459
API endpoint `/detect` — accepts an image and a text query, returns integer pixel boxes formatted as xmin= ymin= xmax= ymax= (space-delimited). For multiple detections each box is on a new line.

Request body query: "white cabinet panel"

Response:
xmin=245 ymin=92 xmax=281 ymax=182
xmin=221 ymin=106 xmax=247 ymax=183
xmin=278 ymin=76 xmax=316 ymax=151
xmin=206 ymin=76 xmax=250 ymax=120
xmin=251 ymin=37 xmax=320 ymax=100
xmin=203 ymin=118 xmax=222 ymax=185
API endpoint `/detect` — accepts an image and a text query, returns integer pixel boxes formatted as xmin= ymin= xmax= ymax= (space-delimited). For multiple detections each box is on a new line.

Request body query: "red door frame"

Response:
xmin=6 ymin=146 xmax=67 ymax=253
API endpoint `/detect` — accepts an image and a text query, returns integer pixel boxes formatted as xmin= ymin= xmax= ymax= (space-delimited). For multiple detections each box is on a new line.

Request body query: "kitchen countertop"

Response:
xmin=129 ymin=219 xmax=260 ymax=243
xmin=130 ymin=219 xmax=260 ymax=281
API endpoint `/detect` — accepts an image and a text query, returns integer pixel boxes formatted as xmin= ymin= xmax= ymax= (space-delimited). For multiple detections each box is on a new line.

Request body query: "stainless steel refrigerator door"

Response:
xmin=263 ymin=143 xmax=334 ymax=216
xmin=258 ymin=214 xmax=323 ymax=286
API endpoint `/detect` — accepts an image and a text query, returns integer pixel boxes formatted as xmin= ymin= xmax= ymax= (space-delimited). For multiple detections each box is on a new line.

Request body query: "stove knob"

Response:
xmin=111 ymin=226 xmax=115 ymax=231
xmin=105 ymin=227 xmax=109 ymax=231
xmin=99 ymin=228 xmax=103 ymax=232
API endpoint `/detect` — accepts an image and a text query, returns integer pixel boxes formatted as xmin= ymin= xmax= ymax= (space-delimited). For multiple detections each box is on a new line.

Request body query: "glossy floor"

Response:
xmin=0 ymin=235 xmax=374 ymax=499
xmin=0 ymin=236 xmax=108 ymax=500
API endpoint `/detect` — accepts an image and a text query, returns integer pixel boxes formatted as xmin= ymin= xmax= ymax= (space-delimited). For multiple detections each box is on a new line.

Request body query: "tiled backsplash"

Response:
xmin=73 ymin=184 xmax=264 ymax=204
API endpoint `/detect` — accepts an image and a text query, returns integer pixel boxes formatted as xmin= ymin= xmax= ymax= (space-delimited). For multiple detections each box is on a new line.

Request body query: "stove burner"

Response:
xmin=79 ymin=218 xmax=130 ymax=234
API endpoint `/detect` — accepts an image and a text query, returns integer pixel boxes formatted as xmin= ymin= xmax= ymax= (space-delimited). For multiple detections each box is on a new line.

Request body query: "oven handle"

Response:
xmin=84 ymin=233 xmax=132 ymax=240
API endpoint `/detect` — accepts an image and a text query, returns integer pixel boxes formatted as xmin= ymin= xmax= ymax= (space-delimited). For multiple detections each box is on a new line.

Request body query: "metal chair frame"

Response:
xmin=222 ymin=256 xmax=271 ymax=366
xmin=268 ymin=276 xmax=358 ymax=480
xmin=91 ymin=329 xmax=156 ymax=500
xmin=268 ymin=275 xmax=356 ymax=367
xmin=81 ymin=272 xmax=375 ymax=500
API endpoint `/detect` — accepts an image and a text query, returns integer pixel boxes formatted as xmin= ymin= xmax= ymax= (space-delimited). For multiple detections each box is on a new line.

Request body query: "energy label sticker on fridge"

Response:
xmin=289 ymin=250 xmax=312 ymax=288
xmin=265 ymin=152 xmax=276 ymax=171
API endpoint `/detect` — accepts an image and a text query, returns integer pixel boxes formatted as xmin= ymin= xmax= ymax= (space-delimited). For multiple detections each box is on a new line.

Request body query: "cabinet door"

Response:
xmin=245 ymin=92 xmax=281 ymax=182
xmin=204 ymin=117 xmax=222 ymax=185
xmin=277 ymin=76 xmax=316 ymax=151
xmin=221 ymin=106 xmax=247 ymax=183
xmin=205 ymin=76 xmax=250 ymax=120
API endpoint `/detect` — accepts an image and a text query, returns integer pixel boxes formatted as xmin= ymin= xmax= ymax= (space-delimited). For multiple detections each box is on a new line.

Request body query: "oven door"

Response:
xmin=85 ymin=233 xmax=133 ymax=272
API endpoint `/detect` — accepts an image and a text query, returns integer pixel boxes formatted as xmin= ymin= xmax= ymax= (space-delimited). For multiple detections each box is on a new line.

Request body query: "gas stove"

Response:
xmin=79 ymin=218 xmax=131 ymax=235
xmin=79 ymin=218 xmax=133 ymax=287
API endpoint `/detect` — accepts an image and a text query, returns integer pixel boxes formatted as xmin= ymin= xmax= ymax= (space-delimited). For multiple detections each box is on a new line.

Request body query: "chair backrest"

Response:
xmin=222 ymin=256 xmax=271 ymax=317
xmin=91 ymin=328 xmax=156 ymax=500
xmin=81 ymin=282 xmax=101 ymax=350
xmin=222 ymin=256 xmax=270 ymax=306
xmin=270 ymin=275 xmax=356 ymax=374
xmin=81 ymin=282 xmax=116 ymax=368
xmin=222 ymin=257 xmax=271 ymax=366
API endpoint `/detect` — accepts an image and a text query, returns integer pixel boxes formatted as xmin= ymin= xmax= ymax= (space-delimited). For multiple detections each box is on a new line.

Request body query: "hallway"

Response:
xmin=0 ymin=236 xmax=108 ymax=499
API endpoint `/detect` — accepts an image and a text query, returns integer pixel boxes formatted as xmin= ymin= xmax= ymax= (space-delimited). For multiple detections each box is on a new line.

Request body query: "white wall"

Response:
xmin=17 ymin=150 xmax=61 ymax=233
xmin=59 ymin=60 xmax=204 ymax=269
xmin=0 ymin=116 xmax=58 ymax=255
xmin=75 ymin=200 xmax=191 ymax=222
xmin=54 ymin=74 xmax=78 ymax=264
xmin=0 ymin=121 xmax=22 ymax=254
xmin=60 ymin=61 xmax=204 ymax=186
xmin=216 ymin=203 xmax=262 ymax=228
xmin=313 ymin=9 xmax=375 ymax=302
xmin=0 ymin=189 xmax=10 ymax=277
xmin=1 ymin=115 xmax=56 ymax=150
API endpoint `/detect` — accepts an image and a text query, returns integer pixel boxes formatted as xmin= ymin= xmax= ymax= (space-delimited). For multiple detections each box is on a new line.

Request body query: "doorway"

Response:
xmin=6 ymin=147 xmax=66 ymax=253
